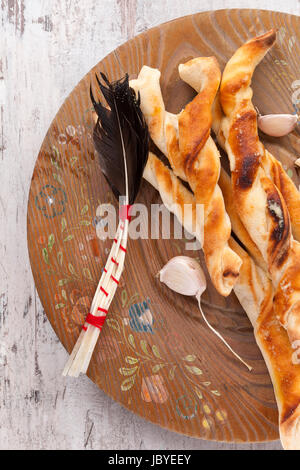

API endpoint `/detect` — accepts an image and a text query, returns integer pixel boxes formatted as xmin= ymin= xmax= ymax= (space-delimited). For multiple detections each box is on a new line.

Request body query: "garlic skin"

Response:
xmin=158 ymin=256 xmax=252 ymax=371
xmin=258 ymin=114 xmax=298 ymax=137
xmin=159 ymin=256 xmax=206 ymax=297
xmin=159 ymin=256 xmax=252 ymax=371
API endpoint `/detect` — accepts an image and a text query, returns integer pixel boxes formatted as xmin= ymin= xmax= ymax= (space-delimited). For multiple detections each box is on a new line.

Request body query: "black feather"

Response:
xmin=90 ymin=73 xmax=149 ymax=205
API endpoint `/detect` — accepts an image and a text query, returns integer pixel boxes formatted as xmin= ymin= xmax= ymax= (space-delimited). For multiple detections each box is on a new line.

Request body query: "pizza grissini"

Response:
xmin=130 ymin=64 xmax=242 ymax=297
xmin=179 ymin=30 xmax=300 ymax=353
xmin=144 ymin=151 xmax=300 ymax=450
xmin=218 ymin=29 xmax=300 ymax=352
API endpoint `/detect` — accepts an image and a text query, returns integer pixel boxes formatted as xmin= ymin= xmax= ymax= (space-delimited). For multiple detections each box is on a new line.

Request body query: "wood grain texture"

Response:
xmin=1 ymin=0 xmax=300 ymax=451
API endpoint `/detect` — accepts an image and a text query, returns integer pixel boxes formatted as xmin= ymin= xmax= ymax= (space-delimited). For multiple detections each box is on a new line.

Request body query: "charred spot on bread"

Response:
xmin=250 ymin=30 xmax=277 ymax=49
xmin=229 ymin=109 xmax=261 ymax=190
xmin=281 ymin=402 xmax=300 ymax=425
xmin=268 ymin=197 xmax=285 ymax=241
xmin=223 ymin=269 xmax=239 ymax=278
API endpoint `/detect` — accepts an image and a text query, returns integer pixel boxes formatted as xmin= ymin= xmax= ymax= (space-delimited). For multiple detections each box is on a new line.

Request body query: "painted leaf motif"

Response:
xmin=42 ymin=248 xmax=49 ymax=264
xmin=50 ymin=156 xmax=59 ymax=170
xmin=184 ymin=355 xmax=196 ymax=362
xmin=119 ymin=366 xmax=138 ymax=376
xmin=152 ymin=364 xmax=164 ymax=373
xmin=55 ymin=303 xmax=65 ymax=309
xmin=169 ymin=365 xmax=176 ymax=380
xmin=121 ymin=376 xmax=135 ymax=391
xmin=152 ymin=345 xmax=161 ymax=359
xmin=58 ymin=279 xmax=69 ymax=286
xmin=194 ymin=386 xmax=203 ymax=400
xmin=61 ymin=217 xmax=67 ymax=232
xmin=128 ymin=293 xmax=140 ymax=305
xmin=140 ymin=340 xmax=150 ymax=356
xmin=53 ymin=173 xmax=63 ymax=185
xmin=68 ymin=263 xmax=76 ymax=275
xmin=79 ymin=220 xmax=91 ymax=226
xmin=61 ymin=290 xmax=67 ymax=301
xmin=57 ymin=251 xmax=63 ymax=265
xmin=70 ymin=156 xmax=78 ymax=167
xmin=211 ymin=390 xmax=221 ymax=396
xmin=48 ymin=234 xmax=55 ymax=252
xmin=53 ymin=173 xmax=64 ymax=184
xmin=83 ymin=268 xmax=93 ymax=281
xmin=81 ymin=204 xmax=89 ymax=215
xmin=184 ymin=365 xmax=202 ymax=375
xmin=125 ymin=356 xmax=139 ymax=365
xmin=106 ymin=318 xmax=120 ymax=332
xmin=128 ymin=334 xmax=136 ymax=349
xmin=121 ymin=290 xmax=127 ymax=307
xmin=63 ymin=235 xmax=73 ymax=242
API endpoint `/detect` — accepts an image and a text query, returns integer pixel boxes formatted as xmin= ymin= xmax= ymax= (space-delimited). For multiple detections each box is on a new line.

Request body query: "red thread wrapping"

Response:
xmin=120 ymin=244 xmax=127 ymax=253
xmin=111 ymin=275 xmax=119 ymax=285
xmin=119 ymin=204 xmax=132 ymax=222
xmin=100 ymin=286 xmax=109 ymax=296
xmin=85 ymin=313 xmax=106 ymax=330
xmin=97 ymin=307 xmax=108 ymax=313
xmin=111 ymin=257 xmax=119 ymax=265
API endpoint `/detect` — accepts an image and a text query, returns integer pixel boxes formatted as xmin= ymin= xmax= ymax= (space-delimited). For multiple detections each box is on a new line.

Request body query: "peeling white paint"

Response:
xmin=1 ymin=0 xmax=299 ymax=451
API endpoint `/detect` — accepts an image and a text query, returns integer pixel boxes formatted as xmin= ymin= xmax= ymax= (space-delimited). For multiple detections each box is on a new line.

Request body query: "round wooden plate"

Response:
xmin=27 ymin=9 xmax=300 ymax=443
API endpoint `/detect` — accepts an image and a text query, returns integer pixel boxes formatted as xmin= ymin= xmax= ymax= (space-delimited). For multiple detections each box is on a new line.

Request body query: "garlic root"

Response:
xmin=159 ymin=256 xmax=252 ymax=371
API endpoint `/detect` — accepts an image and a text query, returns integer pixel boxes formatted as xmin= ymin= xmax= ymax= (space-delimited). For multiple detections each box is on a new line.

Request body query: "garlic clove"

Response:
xmin=159 ymin=256 xmax=252 ymax=371
xmin=295 ymin=158 xmax=300 ymax=168
xmin=159 ymin=256 xmax=206 ymax=297
xmin=258 ymin=114 xmax=298 ymax=137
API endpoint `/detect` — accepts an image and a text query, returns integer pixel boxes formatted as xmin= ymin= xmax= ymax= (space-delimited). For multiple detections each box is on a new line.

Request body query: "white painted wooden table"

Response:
xmin=1 ymin=0 xmax=299 ymax=450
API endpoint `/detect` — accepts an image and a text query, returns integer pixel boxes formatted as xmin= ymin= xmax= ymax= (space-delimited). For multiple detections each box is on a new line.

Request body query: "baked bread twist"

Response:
xmin=179 ymin=40 xmax=300 ymax=243
xmin=230 ymin=238 xmax=300 ymax=451
xmin=218 ymin=30 xmax=300 ymax=348
xmin=130 ymin=63 xmax=242 ymax=297
xmin=179 ymin=30 xmax=300 ymax=348
xmin=144 ymin=151 xmax=300 ymax=450
xmin=144 ymin=152 xmax=201 ymax=242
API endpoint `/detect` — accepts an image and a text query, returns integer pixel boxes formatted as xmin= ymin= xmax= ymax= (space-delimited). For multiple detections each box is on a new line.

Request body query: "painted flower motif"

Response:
xmin=96 ymin=335 xmax=121 ymax=362
xmin=129 ymin=299 xmax=154 ymax=333
xmin=35 ymin=184 xmax=67 ymax=219
xmin=163 ymin=330 xmax=185 ymax=353
xmin=75 ymin=229 xmax=101 ymax=265
xmin=141 ymin=374 xmax=168 ymax=403
xmin=60 ymin=287 xmax=94 ymax=335
xmin=175 ymin=394 xmax=198 ymax=420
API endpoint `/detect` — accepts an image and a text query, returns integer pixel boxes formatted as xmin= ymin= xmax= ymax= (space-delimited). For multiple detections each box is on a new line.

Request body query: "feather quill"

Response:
xmin=90 ymin=73 xmax=149 ymax=204
xmin=63 ymin=74 xmax=149 ymax=377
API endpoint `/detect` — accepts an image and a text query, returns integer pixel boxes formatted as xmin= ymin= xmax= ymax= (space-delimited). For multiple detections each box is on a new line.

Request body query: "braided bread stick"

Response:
xmin=179 ymin=47 xmax=300 ymax=243
xmin=130 ymin=63 xmax=242 ymax=296
xmin=144 ymin=151 xmax=300 ymax=449
xmin=144 ymin=152 xmax=201 ymax=242
xmin=212 ymin=30 xmax=300 ymax=349
xmin=229 ymin=238 xmax=300 ymax=450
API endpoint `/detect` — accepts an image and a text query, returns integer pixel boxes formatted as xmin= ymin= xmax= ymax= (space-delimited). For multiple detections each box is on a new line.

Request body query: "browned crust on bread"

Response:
xmin=178 ymin=57 xmax=242 ymax=294
xmin=260 ymin=177 xmax=291 ymax=270
xmin=230 ymin=238 xmax=300 ymax=449
xmin=219 ymin=169 xmax=266 ymax=270
xmin=257 ymin=300 xmax=300 ymax=429
xmin=228 ymin=105 xmax=262 ymax=191
xmin=220 ymin=30 xmax=276 ymax=115
xmin=262 ymin=151 xmax=300 ymax=242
